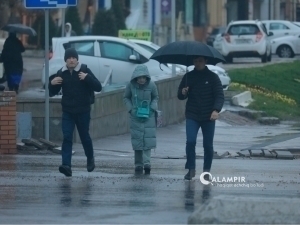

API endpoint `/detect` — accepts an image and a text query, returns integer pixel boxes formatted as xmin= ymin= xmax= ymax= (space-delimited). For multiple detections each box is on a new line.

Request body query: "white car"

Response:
xmin=218 ymin=20 xmax=273 ymax=63
xmin=271 ymin=33 xmax=300 ymax=58
xmin=42 ymin=36 xmax=175 ymax=85
xmin=262 ymin=20 xmax=300 ymax=39
xmin=130 ymin=39 xmax=231 ymax=90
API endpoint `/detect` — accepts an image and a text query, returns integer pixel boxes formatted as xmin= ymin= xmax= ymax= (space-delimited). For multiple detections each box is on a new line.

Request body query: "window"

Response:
xmin=270 ymin=23 xmax=290 ymax=30
xmin=100 ymin=42 xmax=133 ymax=61
xmin=64 ymin=41 xmax=94 ymax=56
xmin=228 ymin=24 xmax=260 ymax=35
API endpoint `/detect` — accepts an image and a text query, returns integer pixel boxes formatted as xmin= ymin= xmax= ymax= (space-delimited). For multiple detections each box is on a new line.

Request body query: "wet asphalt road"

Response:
xmin=0 ymin=155 xmax=299 ymax=224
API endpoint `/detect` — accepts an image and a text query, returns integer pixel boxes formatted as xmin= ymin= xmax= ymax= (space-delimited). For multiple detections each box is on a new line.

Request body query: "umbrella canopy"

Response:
xmin=150 ymin=41 xmax=225 ymax=66
xmin=1 ymin=24 xmax=37 ymax=36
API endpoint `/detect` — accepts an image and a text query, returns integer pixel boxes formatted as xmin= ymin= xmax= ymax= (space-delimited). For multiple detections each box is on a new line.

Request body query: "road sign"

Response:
xmin=24 ymin=0 xmax=78 ymax=9
xmin=67 ymin=0 xmax=77 ymax=6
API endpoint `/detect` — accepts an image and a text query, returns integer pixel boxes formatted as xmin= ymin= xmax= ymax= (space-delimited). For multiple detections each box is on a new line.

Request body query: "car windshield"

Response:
xmin=136 ymin=43 xmax=159 ymax=54
xmin=228 ymin=24 xmax=260 ymax=35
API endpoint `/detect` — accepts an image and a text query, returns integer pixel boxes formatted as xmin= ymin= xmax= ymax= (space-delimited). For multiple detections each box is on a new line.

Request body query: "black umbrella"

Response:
xmin=150 ymin=41 xmax=226 ymax=66
xmin=1 ymin=24 xmax=37 ymax=36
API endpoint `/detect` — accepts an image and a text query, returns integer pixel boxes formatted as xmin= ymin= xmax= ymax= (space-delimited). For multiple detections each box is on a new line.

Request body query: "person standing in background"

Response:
xmin=64 ymin=22 xmax=77 ymax=37
xmin=1 ymin=32 xmax=25 ymax=94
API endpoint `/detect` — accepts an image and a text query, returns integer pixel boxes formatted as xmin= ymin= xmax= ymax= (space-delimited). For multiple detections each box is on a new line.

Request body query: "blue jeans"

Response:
xmin=61 ymin=111 xmax=94 ymax=167
xmin=185 ymin=118 xmax=215 ymax=172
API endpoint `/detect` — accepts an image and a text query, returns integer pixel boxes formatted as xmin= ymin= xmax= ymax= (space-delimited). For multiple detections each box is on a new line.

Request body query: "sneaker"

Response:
xmin=144 ymin=164 xmax=151 ymax=175
xmin=184 ymin=169 xmax=195 ymax=180
xmin=87 ymin=157 xmax=95 ymax=172
xmin=59 ymin=165 xmax=72 ymax=177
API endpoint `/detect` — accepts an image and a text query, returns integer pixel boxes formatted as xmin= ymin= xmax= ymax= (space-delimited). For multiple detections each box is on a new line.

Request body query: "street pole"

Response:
xmin=61 ymin=8 xmax=65 ymax=37
xmin=45 ymin=9 xmax=50 ymax=140
xmin=171 ymin=0 xmax=176 ymax=76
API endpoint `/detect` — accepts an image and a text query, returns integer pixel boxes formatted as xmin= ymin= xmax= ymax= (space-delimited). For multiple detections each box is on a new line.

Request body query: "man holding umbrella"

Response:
xmin=177 ymin=56 xmax=224 ymax=180
xmin=150 ymin=41 xmax=226 ymax=180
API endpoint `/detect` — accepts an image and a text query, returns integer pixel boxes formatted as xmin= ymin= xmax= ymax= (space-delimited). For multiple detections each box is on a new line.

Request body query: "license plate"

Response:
xmin=235 ymin=39 xmax=251 ymax=44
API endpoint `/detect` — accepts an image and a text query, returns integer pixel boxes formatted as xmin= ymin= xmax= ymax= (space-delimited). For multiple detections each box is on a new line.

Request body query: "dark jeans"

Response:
xmin=61 ymin=111 xmax=94 ymax=167
xmin=185 ymin=118 xmax=215 ymax=172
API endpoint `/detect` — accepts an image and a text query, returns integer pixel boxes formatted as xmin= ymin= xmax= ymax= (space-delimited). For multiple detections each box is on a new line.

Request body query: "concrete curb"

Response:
xmin=231 ymin=91 xmax=253 ymax=107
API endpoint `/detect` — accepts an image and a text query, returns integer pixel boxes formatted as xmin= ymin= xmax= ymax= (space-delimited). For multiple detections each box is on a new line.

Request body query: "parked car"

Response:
xmin=206 ymin=26 xmax=226 ymax=46
xmin=262 ymin=20 xmax=300 ymax=39
xmin=129 ymin=39 xmax=185 ymax=75
xmin=271 ymin=33 xmax=300 ymax=58
xmin=293 ymin=22 xmax=300 ymax=27
xmin=42 ymin=36 xmax=175 ymax=85
xmin=218 ymin=20 xmax=273 ymax=63
xmin=130 ymin=39 xmax=231 ymax=90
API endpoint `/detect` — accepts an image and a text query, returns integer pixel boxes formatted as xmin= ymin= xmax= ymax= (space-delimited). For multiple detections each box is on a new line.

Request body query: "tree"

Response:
xmin=111 ymin=0 xmax=126 ymax=31
xmin=0 ymin=0 xmax=20 ymax=28
xmin=28 ymin=13 xmax=57 ymax=49
xmin=56 ymin=7 xmax=83 ymax=36
xmin=64 ymin=6 xmax=83 ymax=35
xmin=92 ymin=9 xmax=118 ymax=37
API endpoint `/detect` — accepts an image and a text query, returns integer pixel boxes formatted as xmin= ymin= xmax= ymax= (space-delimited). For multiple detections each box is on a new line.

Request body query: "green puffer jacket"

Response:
xmin=123 ymin=65 xmax=159 ymax=151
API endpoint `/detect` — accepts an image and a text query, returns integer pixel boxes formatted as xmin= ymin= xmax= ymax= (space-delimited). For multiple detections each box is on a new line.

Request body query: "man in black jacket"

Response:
xmin=49 ymin=48 xmax=102 ymax=177
xmin=177 ymin=56 xmax=224 ymax=180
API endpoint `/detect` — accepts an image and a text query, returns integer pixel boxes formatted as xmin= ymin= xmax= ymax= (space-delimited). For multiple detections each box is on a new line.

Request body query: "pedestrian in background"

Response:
xmin=49 ymin=48 xmax=102 ymax=177
xmin=64 ymin=22 xmax=77 ymax=37
xmin=177 ymin=56 xmax=224 ymax=180
xmin=1 ymin=32 xmax=25 ymax=94
xmin=123 ymin=65 xmax=159 ymax=175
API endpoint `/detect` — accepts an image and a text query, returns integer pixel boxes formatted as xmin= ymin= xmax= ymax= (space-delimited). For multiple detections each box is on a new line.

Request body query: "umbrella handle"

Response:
xmin=159 ymin=63 xmax=163 ymax=71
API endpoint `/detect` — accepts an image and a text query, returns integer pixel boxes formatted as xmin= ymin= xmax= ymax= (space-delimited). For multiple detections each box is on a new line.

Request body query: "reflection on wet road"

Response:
xmin=0 ymin=155 xmax=299 ymax=223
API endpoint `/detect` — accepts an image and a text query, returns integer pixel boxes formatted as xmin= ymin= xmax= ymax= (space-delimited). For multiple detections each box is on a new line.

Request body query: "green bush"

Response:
xmin=92 ymin=9 xmax=117 ymax=36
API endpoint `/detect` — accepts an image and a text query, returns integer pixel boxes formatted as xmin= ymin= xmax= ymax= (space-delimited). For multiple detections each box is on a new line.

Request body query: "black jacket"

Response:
xmin=1 ymin=36 xmax=25 ymax=75
xmin=177 ymin=66 xmax=224 ymax=122
xmin=49 ymin=63 xmax=102 ymax=113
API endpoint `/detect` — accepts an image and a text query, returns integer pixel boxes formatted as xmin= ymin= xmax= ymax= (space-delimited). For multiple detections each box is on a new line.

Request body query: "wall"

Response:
xmin=16 ymin=76 xmax=186 ymax=143
xmin=0 ymin=91 xmax=17 ymax=154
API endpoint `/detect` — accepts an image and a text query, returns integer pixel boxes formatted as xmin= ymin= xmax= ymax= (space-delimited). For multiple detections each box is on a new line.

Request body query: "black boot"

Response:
xmin=135 ymin=166 xmax=143 ymax=174
xmin=144 ymin=164 xmax=151 ymax=175
xmin=59 ymin=165 xmax=72 ymax=177
xmin=184 ymin=169 xmax=195 ymax=180
xmin=87 ymin=157 xmax=95 ymax=172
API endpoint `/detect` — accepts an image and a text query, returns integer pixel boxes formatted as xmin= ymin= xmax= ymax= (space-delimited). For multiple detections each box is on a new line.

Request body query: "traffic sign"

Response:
xmin=67 ymin=0 xmax=77 ymax=6
xmin=24 ymin=0 xmax=77 ymax=9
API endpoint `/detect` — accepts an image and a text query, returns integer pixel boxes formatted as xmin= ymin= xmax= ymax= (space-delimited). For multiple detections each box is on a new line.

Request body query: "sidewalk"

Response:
xmin=84 ymin=110 xmax=300 ymax=160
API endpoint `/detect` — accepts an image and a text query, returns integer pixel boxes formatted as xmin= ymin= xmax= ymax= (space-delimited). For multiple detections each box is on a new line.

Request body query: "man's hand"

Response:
xmin=210 ymin=110 xmax=219 ymax=121
xmin=51 ymin=77 xmax=63 ymax=85
xmin=182 ymin=87 xmax=189 ymax=95
xmin=79 ymin=72 xmax=88 ymax=80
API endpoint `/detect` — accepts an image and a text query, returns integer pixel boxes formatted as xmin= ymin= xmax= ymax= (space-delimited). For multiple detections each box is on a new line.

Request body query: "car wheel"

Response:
xmin=261 ymin=52 xmax=267 ymax=63
xmin=277 ymin=45 xmax=294 ymax=58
